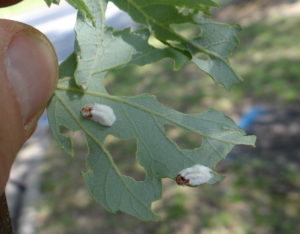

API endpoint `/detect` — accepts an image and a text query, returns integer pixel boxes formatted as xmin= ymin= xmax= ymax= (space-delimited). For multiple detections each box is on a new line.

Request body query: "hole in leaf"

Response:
xmin=57 ymin=126 xmax=90 ymax=157
xmin=71 ymin=131 xmax=88 ymax=153
xmin=164 ymin=125 xmax=202 ymax=150
xmin=104 ymin=135 xmax=145 ymax=181
xmin=59 ymin=125 xmax=70 ymax=135
xmin=148 ymin=35 xmax=168 ymax=49
xmin=194 ymin=53 xmax=210 ymax=60
xmin=59 ymin=126 xmax=86 ymax=144
xmin=171 ymin=23 xmax=201 ymax=40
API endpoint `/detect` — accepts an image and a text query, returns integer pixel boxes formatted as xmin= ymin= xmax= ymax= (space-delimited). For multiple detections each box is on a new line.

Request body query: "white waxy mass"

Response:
xmin=178 ymin=164 xmax=213 ymax=186
xmin=81 ymin=104 xmax=116 ymax=127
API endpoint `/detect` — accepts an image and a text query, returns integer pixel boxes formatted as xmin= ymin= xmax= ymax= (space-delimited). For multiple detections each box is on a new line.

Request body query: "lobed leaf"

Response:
xmin=109 ymin=0 xmax=241 ymax=87
xmin=48 ymin=0 xmax=241 ymax=88
xmin=48 ymin=55 xmax=255 ymax=220
xmin=46 ymin=0 xmax=256 ymax=221
xmin=74 ymin=0 xmax=189 ymax=88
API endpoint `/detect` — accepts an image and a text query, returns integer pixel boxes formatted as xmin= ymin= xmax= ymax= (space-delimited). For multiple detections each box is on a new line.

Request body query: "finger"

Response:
xmin=0 ymin=0 xmax=23 ymax=8
xmin=0 ymin=19 xmax=58 ymax=193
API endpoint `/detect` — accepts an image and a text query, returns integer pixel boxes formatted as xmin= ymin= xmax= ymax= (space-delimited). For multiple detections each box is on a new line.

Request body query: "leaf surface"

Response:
xmin=73 ymin=0 xmax=189 ymax=88
xmin=46 ymin=0 xmax=256 ymax=221
xmin=108 ymin=0 xmax=241 ymax=87
xmin=48 ymin=55 xmax=255 ymax=220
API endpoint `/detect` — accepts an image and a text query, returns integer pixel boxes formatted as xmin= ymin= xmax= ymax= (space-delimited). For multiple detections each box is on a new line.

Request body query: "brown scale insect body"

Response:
xmin=80 ymin=104 xmax=116 ymax=127
xmin=175 ymin=175 xmax=190 ymax=185
xmin=81 ymin=105 xmax=93 ymax=119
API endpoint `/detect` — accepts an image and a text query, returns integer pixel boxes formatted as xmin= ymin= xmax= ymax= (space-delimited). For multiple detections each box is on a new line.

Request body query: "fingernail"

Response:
xmin=5 ymin=30 xmax=58 ymax=125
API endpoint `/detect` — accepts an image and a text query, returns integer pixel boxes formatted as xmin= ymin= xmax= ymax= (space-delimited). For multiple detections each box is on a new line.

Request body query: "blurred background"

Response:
xmin=1 ymin=0 xmax=300 ymax=233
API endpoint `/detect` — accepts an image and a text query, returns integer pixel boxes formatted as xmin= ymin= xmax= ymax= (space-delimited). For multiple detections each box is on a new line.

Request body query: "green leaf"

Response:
xmin=47 ymin=0 xmax=255 ymax=221
xmin=131 ymin=0 xmax=218 ymax=9
xmin=109 ymin=0 xmax=241 ymax=88
xmin=44 ymin=0 xmax=94 ymax=23
xmin=74 ymin=0 xmax=189 ymax=88
xmin=192 ymin=18 xmax=241 ymax=58
xmin=48 ymin=55 xmax=255 ymax=220
xmin=44 ymin=0 xmax=60 ymax=6
xmin=191 ymin=18 xmax=242 ymax=87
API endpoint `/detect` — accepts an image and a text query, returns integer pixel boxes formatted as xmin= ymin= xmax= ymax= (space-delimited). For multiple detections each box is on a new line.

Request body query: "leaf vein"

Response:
xmin=54 ymin=92 xmax=153 ymax=213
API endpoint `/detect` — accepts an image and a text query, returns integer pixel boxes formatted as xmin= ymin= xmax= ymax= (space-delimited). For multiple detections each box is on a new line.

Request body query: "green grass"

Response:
xmin=232 ymin=17 xmax=300 ymax=102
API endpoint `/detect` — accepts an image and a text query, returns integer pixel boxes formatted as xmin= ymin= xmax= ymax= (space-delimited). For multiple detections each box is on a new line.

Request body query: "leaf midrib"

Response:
xmin=54 ymin=92 xmax=154 ymax=215
xmin=76 ymin=0 xmax=106 ymax=84
xmin=56 ymin=84 xmax=253 ymax=145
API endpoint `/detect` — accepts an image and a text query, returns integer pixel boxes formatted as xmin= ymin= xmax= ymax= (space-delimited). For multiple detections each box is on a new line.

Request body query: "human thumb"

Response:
xmin=0 ymin=19 xmax=58 ymax=193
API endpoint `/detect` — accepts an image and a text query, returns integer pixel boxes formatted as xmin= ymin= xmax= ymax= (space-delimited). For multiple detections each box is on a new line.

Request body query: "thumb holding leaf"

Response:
xmin=0 ymin=19 xmax=58 ymax=194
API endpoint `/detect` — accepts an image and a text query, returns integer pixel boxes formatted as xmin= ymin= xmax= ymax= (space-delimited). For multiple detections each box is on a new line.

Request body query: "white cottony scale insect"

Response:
xmin=176 ymin=164 xmax=213 ymax=186
xmin=81 ymin=104 xmax=116 ymax=127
